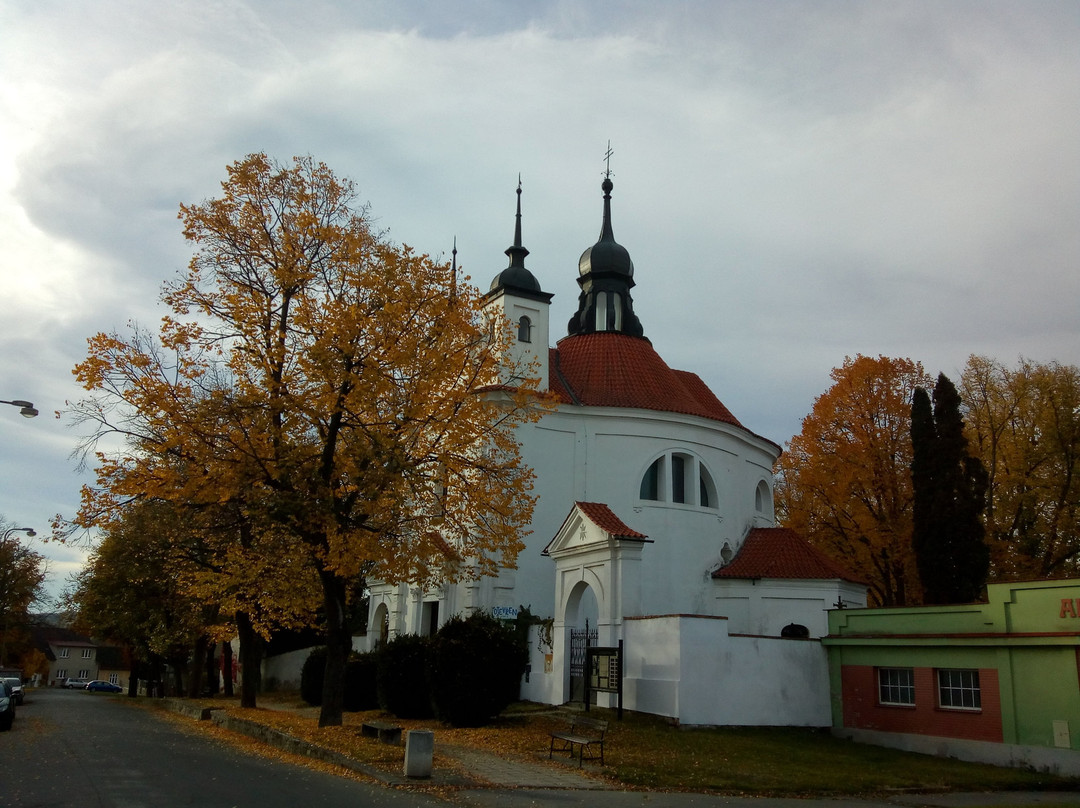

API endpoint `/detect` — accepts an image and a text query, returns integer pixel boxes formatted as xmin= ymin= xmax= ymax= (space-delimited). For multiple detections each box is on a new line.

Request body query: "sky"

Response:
xmin=2 ymin=0 xmax=1078 ymax=603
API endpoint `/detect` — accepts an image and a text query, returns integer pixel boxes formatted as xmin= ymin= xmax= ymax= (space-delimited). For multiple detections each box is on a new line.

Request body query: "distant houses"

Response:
xmin=29 ymin=624 xmax=126 ymax=689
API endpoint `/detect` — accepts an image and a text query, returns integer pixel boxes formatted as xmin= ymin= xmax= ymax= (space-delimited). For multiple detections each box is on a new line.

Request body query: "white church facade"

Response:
xmin=367 ymin=175 xmax=867 ymax=726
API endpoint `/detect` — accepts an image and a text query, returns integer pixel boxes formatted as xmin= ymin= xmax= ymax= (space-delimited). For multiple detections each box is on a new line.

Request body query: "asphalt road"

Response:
xmin=0 ymin=687 xmax=448 ymax=808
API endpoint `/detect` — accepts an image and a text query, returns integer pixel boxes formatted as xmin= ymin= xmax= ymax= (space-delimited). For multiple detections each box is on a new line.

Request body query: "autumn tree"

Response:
xmin=68 ymin=500 xmax=212 ymax=695
xmin=911 ymin=374 xmax=990 ymax=604
xmin=0 ymin=518 xmax=49 ymax=668
xmin=776 ymin=355 xmax=932 ymax=606
xmin=70 ymin=154 xmax=544 ymax=726
xmin=961 ymin=356 xmax=1080 ymax=579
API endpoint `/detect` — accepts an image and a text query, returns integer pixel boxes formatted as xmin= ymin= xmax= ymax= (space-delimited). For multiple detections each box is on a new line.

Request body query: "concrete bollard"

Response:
xmin=403 ymin=729 xmax=434 ymax=778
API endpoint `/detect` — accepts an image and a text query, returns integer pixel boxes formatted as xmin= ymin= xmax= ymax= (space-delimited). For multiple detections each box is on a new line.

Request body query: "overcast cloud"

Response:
xmin=2 ymin=0 xmax=1078 ymax=600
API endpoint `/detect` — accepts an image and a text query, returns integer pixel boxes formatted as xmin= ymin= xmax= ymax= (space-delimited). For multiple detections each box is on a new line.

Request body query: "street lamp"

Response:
xmin=0 ymin=399 xmax=38 ymax=418
xmin=1 ymin=527 xmax=36 ymax=541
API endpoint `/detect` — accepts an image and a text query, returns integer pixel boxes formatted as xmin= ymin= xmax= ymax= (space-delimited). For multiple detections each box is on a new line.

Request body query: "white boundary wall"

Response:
xmin=621 ymin=615 xmax=832 ymax=726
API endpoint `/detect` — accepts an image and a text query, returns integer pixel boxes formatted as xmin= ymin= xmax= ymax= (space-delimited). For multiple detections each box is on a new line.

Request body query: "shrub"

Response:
xmin=428 ymin=611 xmax=527 ymax=727
xmin=300 ymin=647 xmax=326 ymax=707
xmin=343 ymin=652 xmax=379 ymax=712
xmin=376 ymin=634 xmax=433 ymax=718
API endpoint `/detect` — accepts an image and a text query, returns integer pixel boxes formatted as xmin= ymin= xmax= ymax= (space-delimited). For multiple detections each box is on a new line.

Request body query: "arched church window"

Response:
xmin=517 ymin=315 xmax=532 ymax=343
xmin=699 ymin=465 xmax=717 ymax=509
xmin=638 ymin=451 xmax=718 ymax=510
xmin=640 ymin=457 xmax=662 ymax=500
xmin=755 ymin=480 xmax=772 ymax=514
xmin=672 ymin=454 xmax=687 ymax=503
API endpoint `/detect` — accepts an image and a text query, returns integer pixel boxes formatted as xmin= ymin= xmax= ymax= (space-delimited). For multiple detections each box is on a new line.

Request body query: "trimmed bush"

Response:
xmin=343 ymin=652 xmax=379 ymax=712
xmin=428 ymin=611 xmax=527 ymax=727
xmin=300 ymin=647 xmax=327 ymax=706
xmin=376 ymin=634 xmax=433 ymax=718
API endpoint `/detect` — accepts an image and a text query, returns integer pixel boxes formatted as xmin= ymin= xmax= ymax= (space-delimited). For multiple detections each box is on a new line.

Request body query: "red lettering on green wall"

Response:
xmin=1060 ymin=598 xmax=1078 ymax=619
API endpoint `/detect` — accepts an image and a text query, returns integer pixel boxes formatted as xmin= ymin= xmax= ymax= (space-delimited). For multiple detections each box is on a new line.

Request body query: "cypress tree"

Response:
xmin=910 ymin=374 xmax=990 ymax=604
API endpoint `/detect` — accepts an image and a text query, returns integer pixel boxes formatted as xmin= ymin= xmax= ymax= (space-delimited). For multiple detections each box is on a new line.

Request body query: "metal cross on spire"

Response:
xmin=603 ymin=140 xmax=614 ymax=178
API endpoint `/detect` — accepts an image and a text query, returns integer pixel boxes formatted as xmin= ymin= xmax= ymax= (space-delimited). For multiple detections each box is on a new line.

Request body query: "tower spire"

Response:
xmin=487 ymin=176 xmax=542 ymax=295
xmin=506 ymin=173 xmax=529 ymax=269
xmin=567 ymin=149 xmax=644 ymax=338
xmin=450 ymin=236 xmax=458 ymax=302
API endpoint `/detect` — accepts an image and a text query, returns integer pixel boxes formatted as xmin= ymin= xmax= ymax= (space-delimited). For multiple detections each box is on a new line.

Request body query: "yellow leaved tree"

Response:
xmin=961 ymin=355 xmax=1080 ymax=580
xmin=69 ymin=154 xmax=546 ymax=726
xmin=776 ymin=355 xmax=933 ymax=606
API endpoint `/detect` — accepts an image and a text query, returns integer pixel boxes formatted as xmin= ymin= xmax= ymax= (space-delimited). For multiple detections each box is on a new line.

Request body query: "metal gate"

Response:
xmin=568 ymin=620 xmax=597 ymax=703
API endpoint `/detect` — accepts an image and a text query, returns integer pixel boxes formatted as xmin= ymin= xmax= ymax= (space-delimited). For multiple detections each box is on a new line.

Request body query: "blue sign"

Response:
xmin=491 ymin=606 xmax=519 ymax=620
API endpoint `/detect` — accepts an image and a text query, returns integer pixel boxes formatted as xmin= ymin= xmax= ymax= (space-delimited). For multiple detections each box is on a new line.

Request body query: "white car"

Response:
xmin=1 ymin=677 xmax=23 ymax=705
xmin=0 ymin=681 xmax=14 ymax=730
xmin=63 ymin=678 xmax=90 ymax=689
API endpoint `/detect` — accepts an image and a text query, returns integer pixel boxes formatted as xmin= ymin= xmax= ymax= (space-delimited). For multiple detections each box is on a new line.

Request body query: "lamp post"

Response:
xmin=1 ymin=528 xmax=36 ymax=541
xmin=0 ymin=399 xmax=38 ymax=418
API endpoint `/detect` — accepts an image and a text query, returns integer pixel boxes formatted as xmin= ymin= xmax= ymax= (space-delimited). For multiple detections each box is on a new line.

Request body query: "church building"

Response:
xmin=367 ymin=172 xmax=867 ymax=726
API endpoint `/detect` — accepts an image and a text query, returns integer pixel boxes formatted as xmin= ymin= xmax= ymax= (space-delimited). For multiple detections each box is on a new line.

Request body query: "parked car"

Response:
xmin=0 ymin=681 xmax=15 ymax=730
xmin=85 ymin=680 xmax=122 ymax=693
xmin=63 ymin=678 xmax=90 ymax=689
xmin=1 ymin=676 xmax=23 ymax=705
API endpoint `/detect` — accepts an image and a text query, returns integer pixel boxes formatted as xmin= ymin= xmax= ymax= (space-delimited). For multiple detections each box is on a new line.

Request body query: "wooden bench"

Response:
xmin=549 ymin=716 xmax=607 ymax=767
xmin=361 ymin=721 xmax=403 ymax=745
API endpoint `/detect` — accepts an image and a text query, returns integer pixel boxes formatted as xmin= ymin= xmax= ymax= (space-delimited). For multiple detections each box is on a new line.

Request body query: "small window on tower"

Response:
xmin=517 ymin=315 xmax=532 ymax=343
xmin=595 ymin=291 xmax=608 ymax=331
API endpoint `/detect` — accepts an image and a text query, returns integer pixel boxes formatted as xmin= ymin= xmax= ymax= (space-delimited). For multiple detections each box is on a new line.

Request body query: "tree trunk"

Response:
xmin=318 ymin=570 xmax=351 ymax=728
xmin=222 ymin=640 xmax=234 ymax=697
xmin=188 ymin=635 xmax=208 ymax=699
xmin=236 ymin=610 xmax=263 ymax=708
xmin=205 ymin=641 xmax=219 ymax=695
xmin=127 ymin=658 xmax=139 ymax=697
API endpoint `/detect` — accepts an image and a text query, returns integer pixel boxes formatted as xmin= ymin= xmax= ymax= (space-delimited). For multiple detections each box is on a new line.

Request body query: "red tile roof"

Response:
xmin=712 ymin=528 xmax=866 ymax=584
xmin=575 ymin=501 xmax=649 ymax=540
xmin=548 ymin=333 xmax=743 ymax=428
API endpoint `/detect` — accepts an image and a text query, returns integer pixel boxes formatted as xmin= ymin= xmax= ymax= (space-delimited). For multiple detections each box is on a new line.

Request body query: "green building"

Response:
xmin=824 ymin=578 xmax=1080 ymax=775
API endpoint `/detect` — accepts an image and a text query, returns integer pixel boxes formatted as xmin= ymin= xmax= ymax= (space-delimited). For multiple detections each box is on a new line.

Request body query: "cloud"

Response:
xmin=2 ymin=0 xmax=1078 ymax=599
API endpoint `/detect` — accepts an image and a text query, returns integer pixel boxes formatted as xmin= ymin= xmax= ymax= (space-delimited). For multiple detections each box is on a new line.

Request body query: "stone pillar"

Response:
xmin=403 ymin=729 xmax=434 ymax=778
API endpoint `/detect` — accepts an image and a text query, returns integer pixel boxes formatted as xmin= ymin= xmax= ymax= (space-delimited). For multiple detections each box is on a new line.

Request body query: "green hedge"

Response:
xmin=376 ymin=634 xmax=433 ymax=718
xmin=343 ymin=652 xmax=379 ymax=712
xmin=300 ymin=646 xmax=326 ymax=706
xmin=427 ymin=611 xmax=527 ymax=727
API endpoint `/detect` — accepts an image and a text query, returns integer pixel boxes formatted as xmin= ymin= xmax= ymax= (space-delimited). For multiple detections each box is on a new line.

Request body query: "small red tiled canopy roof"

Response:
xmin=712 ymin=528 xmax=866 ymax=584
xmin=575 ymin=501 xmax=649 ymax=540
xmin=548 ymin=333 xmax=743 ymax=428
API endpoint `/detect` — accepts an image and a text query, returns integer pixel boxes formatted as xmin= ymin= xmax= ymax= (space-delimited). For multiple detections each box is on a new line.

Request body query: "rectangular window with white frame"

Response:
xmin=938 ymin=668 xmax=981 ymax=710
xmin=108 ymin=673 xmax=119 ymax=685
xmin=82 ymin=648 xmax=93 ymax=659
xmin=78 ymin=669 xmax=90 ymax=679
xmin=877 ymin=667 xmax=915 ymax=706
xmin=56 ymin=669 xmax=67 ymax=680
xmin=59 ymin=648 xmax=69 ymax=658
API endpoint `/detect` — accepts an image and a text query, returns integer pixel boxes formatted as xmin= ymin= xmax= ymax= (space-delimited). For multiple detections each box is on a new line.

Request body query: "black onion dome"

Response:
xmin=577 ymin=178 xmax=634 ymax=281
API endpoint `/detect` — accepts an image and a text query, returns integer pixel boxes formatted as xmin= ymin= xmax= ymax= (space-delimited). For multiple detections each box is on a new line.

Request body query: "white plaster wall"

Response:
xmin=622 ymin=615 xmax=832 ymax=727
xmin=712 ymin=579 xmax=868 ymax=638
xmin=368 ymin=372 xmax=786 ymax=665
xmin=529 ymin=405 xmax=779 ymax=623
xmin=518 ymin=623 xmax=559 ymax=705
xmin=261 ymin=647 xmax=311 ymax=691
